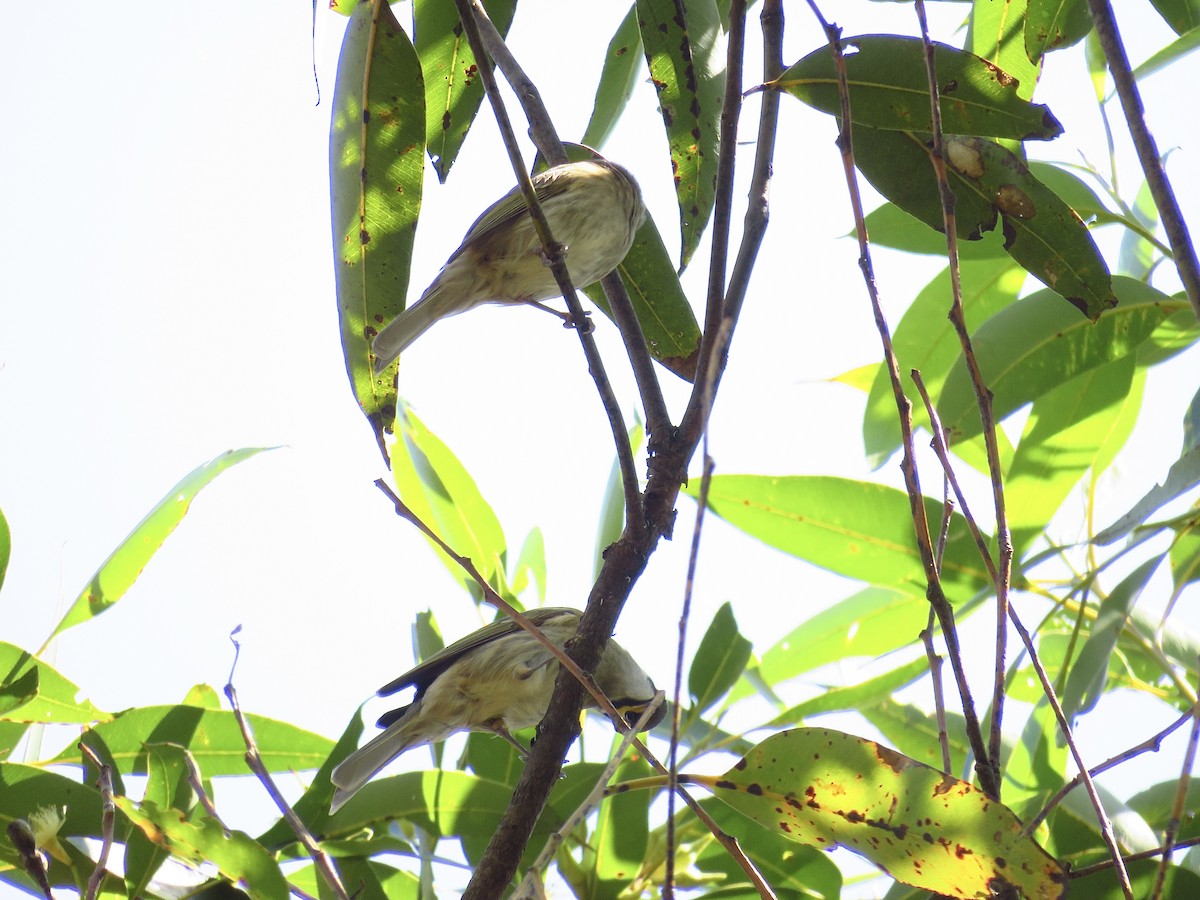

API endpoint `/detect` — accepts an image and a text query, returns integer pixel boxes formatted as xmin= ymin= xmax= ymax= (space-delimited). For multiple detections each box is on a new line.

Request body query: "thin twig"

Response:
xmin=374 ymin=480 xmax=773 ymax=896
xmin=79 ymin=743 xmax=114 ymax=900
xmin=1150 ymin=664 xmax=1200 ymax=898
xmin=1084 ymin=0 xmax=1200 ymax=317
xmin=1027 ymin=705 xmax=1198 ymax=834
xmin=224 ymin=634 xmax=350 ymax=900
xmin=453 ymin=0 xmax=640 ymax=524
xmin=806 ymin=0 xmax=997 ymax=799
xmin=1069 ymin=835 xmax=1200 ymax=878
xmin=912 ymin=0 xmax=1012 ymax=797
xmin=470 ymin=1 xmax=671 ymax=449
xmin=667 ymin=317 xmax=734 ymax=897
xmin=374 ymin=480 xmax=643 ymax=725
xmin=513 ymin=695 xmax=665 ymax=900
xmin=1004 ymin=603 xmax=1133 ymax=898
xmin=920 ymin=618 xmax=953 ymax=774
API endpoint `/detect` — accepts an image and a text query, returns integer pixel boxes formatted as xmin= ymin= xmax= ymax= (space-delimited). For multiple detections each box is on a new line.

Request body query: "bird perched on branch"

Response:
xmin=371 ymin=158 xmax=645 ymax=371
xmin=329 ymin=607 xmax=663 ymax=814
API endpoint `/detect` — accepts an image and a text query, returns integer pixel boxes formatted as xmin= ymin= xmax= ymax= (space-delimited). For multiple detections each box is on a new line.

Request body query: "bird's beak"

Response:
xmin=617 ymin=697 xmax=668 ymax=732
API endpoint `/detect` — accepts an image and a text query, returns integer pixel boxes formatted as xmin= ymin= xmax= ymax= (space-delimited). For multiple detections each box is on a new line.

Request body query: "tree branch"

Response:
xmin=1085 ymin=0 xmax=1200 ymax=318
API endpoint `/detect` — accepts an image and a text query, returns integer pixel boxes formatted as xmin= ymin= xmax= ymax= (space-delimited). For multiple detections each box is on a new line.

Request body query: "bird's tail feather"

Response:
xmin=371 ymin=296 xmax=447 ymax=372
xmin=329 ymin=721 xmax=418 ymax=814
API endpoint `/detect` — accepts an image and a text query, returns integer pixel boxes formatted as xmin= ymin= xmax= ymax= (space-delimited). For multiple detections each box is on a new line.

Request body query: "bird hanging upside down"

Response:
xmin=329 ymin=607 xmax=663 ymax=814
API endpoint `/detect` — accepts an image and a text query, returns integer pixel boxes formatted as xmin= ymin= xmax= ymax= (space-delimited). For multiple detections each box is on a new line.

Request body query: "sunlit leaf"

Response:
xmin=689 ymin=602 xmax=752 ymax=713
xmin=582 ymin=5 xmax=644 ymax=149
xmin=415 ymin=0 xmax=515 ymax=181
xmin=330 ymin=2 xmax=425 ymax=444
xmin=582 ymin=754 xmax=651 ymax=900
xmin=1061 ymin=556 xmax=1164 ymax=722
xmin=863 ymin=256 xmax=1024 ymax=466
xmin=1006 ymin=354 xmax=1137 ymax=557
xmin=118 ymin=799 xmax=288 ymax=900
xmin=685 ymin=729 xmax=1067 ymax=899
xmin=1150 ymin=0 xmax=1200 ymax=36
xmin=938 ymin=280 xmax=1178 ymax=442
xmin=1094 ymin=446 xmax=1200 ymax=545
xmin=967 ymin=0 xmax=1041 ymax=100
xmin=62 ymin=705 xmax=334 ymax=776
xmin=688 ymin=476 xmax=991 ymax=604
xmin=1025 ymin=0 xmax=1092 ymax=62
xmin=46 ymin=449 xmax=271 ymax=643
xmin=636 ymin=0 xmax=725 ymax=269
xmin=390 ymin=403 xmax=510 ymax=599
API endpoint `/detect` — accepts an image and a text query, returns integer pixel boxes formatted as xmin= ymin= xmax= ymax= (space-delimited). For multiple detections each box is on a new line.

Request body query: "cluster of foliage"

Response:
xmin=3 ymin=0 xmax=1200 ymax=897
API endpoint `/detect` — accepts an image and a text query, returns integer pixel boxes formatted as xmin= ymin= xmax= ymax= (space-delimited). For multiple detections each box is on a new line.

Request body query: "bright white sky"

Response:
xmin=2 ymin=0 xmax=1199 ymax=888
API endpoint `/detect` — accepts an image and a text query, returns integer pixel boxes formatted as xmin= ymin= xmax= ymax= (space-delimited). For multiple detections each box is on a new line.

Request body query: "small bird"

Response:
xmin=371 ymin=158 xmax=646 ymax=371
xmin=329 ymin=607 xmax=663 ymax=814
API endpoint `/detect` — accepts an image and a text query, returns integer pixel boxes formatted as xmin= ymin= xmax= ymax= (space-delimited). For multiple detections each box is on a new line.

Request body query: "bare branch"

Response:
xmin=224 ymin=634 xmax=350 ymax=900
xmin=79 ymin=742 xmax=115 ymax=900
xmin=1085 ymin=0 xmax=1200 ymax=317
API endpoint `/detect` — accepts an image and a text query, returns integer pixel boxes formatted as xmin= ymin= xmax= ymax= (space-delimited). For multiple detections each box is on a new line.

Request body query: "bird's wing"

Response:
xmin=447 ymin=166 xmax=578 ymax=263
xmin=376 ymin=607 xmax=581 ymax=697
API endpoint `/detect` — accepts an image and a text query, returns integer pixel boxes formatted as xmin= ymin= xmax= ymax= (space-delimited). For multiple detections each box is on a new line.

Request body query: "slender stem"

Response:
xmin=79 ymin=743 xmax=114 ymax=900
xmin=913 ymin=0 xmax=1011 ymax=798
xmin=1085 ymin=0 xmax=1200 ymax=317
xmin=807 ymin=0 xmax=997 ymax=799
xmin=225 ymin=638 xmax=350 ymax=900
xmin=453 ymin=0 xmax=640 ymax=522
xmin=1149 ymin=665 xmax=1200 ymax=898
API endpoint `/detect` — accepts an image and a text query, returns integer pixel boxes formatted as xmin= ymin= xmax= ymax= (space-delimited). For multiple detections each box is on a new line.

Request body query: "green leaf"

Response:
xmin=1025 ymin=0 xmax=1092 ymax=62
xmin=688 ymin=729 xmax=1067 ymax=899
xmin=511 ymin=527 xmax=546 ymax=604
xmin=582 ymin=754 xmax=652 ymax=900
xmin=1026 ymin=161 xmax=1109 ymax=221
xmin=863 ymin=256 xmax=1024 ymax=466
xmin=326 ymin=769 xmax=548 ymax=837
xmin=1118 ymin=177 xmax=1158 ymax=279
xmin=692 ymin=797 xmax=844 ymax=898
xmin=768 ymin=657 xmax=931 ymax=728
xmin=636 ymin=0 xmax=725 ymax=269
xmin=759 ymin=588 xmax=929 ymax=685
xmin=859 ymin=202 xmax=1009 ymax=258
xmin=967 ymin=0 xmax=1041 ymax=100
xmin=123 ymin=743 xmax=193 ymax=898
xmin=582 ymin=5 xmax=644 ymax=149
xmin=778 ymin=35 xmax=1061 ymax=139
xmin=0 ymin=506 xmax=8 ymax=592
xmin=1094 ymin=446 xmax=1200 ymax=545
xmin=1061 ymin=555 xmax=1163 ymax=721
xmin=860 ymin=700 xmax=972 ymax=774
xmin=1131 ymin=25 xmax=1200 ymax=83
xmin=45 ymin=449 xmax=271 ymax=643
xmin=390 ymin=404 xmax=510 ymax=599
xmin=330 ymin=2 xmax=425 ymax=444
xmin=63 ymin=705 xmax=334 ymax=776
xmin=856 ymin=131 xmax=1116 ymax=318
xmin=584 ymin=215 xmax=703 ymax=381
xmin=689 ymin=602 xmax=752 ymax=713
xmin=1006 ymin=354 xmax=1137 ymax=557
xmin=594 ymin=420 xmax=643 ymax=580
xmin=687 ymin=476 xmax=992 ymax=604
xmin=414 ymin=0 xmax=515 ymax=181
xmin=1170 ymin=521 xmax=1200 ymax=598
xmin=118 ymin=799 xmax=289 ymax=900
xmin=938 ymin=279 xmax=1179 ymax=442
xmin=1150 ymin=0 xmax=1200 ymax=35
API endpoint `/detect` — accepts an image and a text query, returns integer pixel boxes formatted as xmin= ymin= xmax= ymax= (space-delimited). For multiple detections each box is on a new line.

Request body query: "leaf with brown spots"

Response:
xmin=414 ymin=0 xmax=515 ymax=182
xmin=636 ymin=0 xmax=725 ymax=270
xmin=852 ymin=129 xmax=1117 ymax=320
xmin=776 ymin=35 xmax=1062 ymax=140
xmin=330 ymin=1 xmax=426 ymax=447
xmin=682 ymin=728 xmax=1067 ymax=899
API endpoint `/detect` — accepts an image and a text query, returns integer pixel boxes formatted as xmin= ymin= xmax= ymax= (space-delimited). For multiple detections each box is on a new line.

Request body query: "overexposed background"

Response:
xmin=2 ymin=1 xmax=1198 ymax=894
